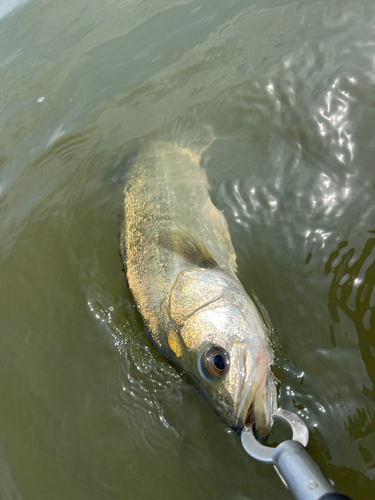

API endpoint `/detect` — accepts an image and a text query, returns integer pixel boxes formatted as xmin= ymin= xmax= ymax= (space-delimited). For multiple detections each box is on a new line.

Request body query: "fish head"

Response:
xmin=167 ymin=268 xmax=276 ymax=439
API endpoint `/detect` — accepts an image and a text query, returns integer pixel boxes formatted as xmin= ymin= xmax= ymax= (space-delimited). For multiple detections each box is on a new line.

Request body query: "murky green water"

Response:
xmin=1 ymin=0 xmax=374 ymax=498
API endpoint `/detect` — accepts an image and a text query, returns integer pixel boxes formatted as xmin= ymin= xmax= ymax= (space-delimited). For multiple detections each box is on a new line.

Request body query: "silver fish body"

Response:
xmin=119 ymin=131 xmax=277 ymax=437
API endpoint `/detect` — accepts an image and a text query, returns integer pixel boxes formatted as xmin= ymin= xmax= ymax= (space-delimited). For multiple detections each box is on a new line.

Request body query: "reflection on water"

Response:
xmin=1 ymin=0 xmax=375 ymax=499
xmin=0 ymin=0 xmax=30 ymax=21
xmin=314 ymin=76 xmax=356 ymax=165
xmin=325 ymin=232 xmax=375 ymax=468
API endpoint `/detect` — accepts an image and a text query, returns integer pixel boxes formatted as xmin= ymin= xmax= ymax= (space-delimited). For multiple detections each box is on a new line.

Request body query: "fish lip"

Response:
xmin=235 ymin=393 xmax=257 ymax=431
xmin=235 ymin=346 xmax=268 ymax=435
xmin=242 ymin=404 xmax=266 ymax=442
xmin=234 ymin=405 xmax=253 ymax=435
xmin=235 ymin=381 xmax=254 ymax=427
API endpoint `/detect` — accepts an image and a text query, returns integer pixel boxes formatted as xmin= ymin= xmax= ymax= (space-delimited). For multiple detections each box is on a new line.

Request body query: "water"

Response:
xmin=0 ymin=0 xmax=374 ymax=498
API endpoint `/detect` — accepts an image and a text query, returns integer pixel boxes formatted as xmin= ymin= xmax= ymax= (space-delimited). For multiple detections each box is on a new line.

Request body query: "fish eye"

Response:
xmin=200 ymin=346 xmax=230 ymax=380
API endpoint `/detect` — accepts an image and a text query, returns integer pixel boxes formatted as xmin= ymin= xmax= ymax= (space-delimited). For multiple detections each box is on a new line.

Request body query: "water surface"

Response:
xmin=1 ymin=0 xmax=375 ymax=499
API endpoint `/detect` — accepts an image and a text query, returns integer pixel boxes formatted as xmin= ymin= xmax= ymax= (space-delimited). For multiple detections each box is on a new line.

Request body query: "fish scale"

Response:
xmin=119 ymin=130 xmax=277 ymax=438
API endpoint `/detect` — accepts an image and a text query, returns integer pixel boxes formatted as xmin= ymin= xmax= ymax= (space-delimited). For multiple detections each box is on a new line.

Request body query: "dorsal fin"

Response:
xmin=158 ymin=228 xmax=218 ymax=269
xmin=183 ymin=125 xmax=215 ymax=158
xmin=173 ymin=125 xmax=215 ymax=162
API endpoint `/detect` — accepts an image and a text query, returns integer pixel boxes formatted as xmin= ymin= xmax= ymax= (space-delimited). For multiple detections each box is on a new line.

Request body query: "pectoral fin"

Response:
xmin=158 ymin=228 xmax=218 ymax=269
xmin=202 ymin=200 xmax=238 ymax=273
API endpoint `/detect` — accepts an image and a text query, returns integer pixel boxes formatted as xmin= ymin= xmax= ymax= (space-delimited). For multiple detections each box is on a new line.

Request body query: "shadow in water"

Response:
xmin=325 ymin=230 xmax=375 ymax=393
xmin=325 ymin=230 xmax=375 ymax=473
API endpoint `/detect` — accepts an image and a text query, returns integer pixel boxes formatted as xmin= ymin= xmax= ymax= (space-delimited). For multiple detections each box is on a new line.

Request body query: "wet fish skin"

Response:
xmin=119 ymin=131 xmax=277 ymax=438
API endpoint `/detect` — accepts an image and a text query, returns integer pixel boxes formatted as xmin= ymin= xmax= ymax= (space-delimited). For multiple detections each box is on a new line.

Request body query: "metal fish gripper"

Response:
xmin=241 ymin=408 xmax=353 ymax=500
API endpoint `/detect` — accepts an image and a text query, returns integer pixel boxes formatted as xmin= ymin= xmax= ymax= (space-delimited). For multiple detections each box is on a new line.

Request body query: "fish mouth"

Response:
xmin=235 ymin=346 xmax=271 ymax=440
xmin=245 ymin=403 xmax=254 ymax=427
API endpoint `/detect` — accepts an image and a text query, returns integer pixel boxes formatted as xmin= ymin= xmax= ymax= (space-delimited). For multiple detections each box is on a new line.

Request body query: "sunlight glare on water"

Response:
xmin=0 ymin=0 xmax=374 ymax=499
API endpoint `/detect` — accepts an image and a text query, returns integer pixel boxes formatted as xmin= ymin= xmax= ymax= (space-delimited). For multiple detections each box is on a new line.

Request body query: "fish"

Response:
xmin=119 ymin=127 xmax=277 ymax=439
